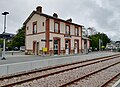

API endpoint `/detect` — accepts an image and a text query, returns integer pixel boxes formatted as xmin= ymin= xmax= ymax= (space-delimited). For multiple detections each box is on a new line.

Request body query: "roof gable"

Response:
xmin=23 ymin=11 xmax=36 ymax=25
xmin=23 ymin=11 xmax=83 ymax=27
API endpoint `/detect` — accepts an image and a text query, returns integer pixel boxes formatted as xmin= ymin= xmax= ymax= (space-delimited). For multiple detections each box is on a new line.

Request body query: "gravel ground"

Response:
xmin=13 ymin=57 xmax=120 ymax=87
xmin=106 ymin=74 xmax=120 ymax=87
xmin=67 ymin=63 xmax=120 ymax=87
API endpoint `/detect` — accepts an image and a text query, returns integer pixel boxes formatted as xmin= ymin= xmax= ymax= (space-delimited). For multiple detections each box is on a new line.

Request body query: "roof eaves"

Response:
xmin=23 ymin=10 xmax=84 ymax=27
xmin=82 ymin=37 xmax=90 ymax=40
xmin=23 ymin=11 xmax=36 ymax=25
xmin=35 ymin=11 xmax=84 ymax=27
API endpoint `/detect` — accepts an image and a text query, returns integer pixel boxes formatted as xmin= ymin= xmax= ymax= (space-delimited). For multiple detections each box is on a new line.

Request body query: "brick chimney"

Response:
xmin=53 ymin=13 xmax=58 ymax=18
xmin=66 ymin=18 xmax=72 ymax=22
xmin=36 ymin=6 xmax=42 ymax=13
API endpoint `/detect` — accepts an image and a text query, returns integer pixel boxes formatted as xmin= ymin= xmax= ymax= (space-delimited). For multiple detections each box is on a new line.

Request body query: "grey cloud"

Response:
xmin=0 ymin=0 xmax=120 ymax=41
xmin=0 ymin=0 xmax=38 ymax=33
xmin=90 ymin=7 xmax=114 ymax=29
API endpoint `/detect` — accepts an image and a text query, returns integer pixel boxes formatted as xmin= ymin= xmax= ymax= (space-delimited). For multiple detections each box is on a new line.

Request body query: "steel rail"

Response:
xmin=101 ymin=73 xmax=120 ymax=87
xmin=59 ymin=62 xmax=120 ymax=87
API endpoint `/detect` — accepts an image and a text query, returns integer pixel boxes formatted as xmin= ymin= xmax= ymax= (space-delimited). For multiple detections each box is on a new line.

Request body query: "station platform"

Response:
xmin=0 ymin=51 xmax=119 ymax=76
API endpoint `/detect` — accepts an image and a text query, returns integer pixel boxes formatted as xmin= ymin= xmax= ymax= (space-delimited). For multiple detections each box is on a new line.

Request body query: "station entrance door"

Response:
xmin=65 ymin=40 xmax=70 ymax=55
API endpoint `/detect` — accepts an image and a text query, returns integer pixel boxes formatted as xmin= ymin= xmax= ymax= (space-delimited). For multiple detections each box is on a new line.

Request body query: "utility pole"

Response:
xmin=1 ymin=12 xmax=9 ymax=60
xmin=99 ymin=39 xmax=101 ymax=51
xmin=86 ymin=28 xmax=88 ymax=54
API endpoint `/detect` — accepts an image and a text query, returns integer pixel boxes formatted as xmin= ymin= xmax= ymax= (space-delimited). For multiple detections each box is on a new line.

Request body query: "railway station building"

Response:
xmin=24 ymin=6 xmax=90 ymax=55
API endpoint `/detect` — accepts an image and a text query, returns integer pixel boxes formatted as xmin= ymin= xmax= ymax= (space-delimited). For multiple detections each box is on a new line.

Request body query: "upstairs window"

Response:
xmin=75 ymin=27 xmax=79 ymax=36
xmin=65 ymin=25 xmax=70 ymax=35
xmin=54 ymin=22 xmax=59 ymax=33
xmin=33 ymin=22 xmax=37 ymax=34
xmin=27 ymin=26 xmax=29 ymax=30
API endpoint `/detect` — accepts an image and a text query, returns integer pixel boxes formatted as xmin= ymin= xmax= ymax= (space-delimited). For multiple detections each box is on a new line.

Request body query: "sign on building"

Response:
xmin=42 ymin=47 xmax=48 ymax=52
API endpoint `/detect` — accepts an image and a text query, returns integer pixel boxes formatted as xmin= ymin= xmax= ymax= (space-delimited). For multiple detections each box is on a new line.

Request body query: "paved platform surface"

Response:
xmin=0 ymin=51 xmax=119 ymax=65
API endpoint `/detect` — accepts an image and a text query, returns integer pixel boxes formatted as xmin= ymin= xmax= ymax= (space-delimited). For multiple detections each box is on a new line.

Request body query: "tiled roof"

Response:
xmin=24 ymin=11 xmax=84 ymax=27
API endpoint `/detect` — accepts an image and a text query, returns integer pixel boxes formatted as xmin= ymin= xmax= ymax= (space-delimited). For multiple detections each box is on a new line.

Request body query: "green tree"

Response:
xmin=0 ymin=39 xmax=3 ymax=45
xmin=89 ymin=32 xmax=111 ymax=51
xmin=0 ymin=39 xmax=3 ymax=48
xmin=11 ymin=26 xmax=25 ymax=49
xmin=0 ymin=38 xmax=12 ymax=50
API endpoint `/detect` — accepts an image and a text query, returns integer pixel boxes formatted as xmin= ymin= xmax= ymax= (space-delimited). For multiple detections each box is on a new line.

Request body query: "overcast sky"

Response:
xmin=0 ymin=0 xmax=120 ymax=41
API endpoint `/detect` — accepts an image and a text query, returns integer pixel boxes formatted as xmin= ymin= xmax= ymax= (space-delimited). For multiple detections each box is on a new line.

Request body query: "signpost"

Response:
xmin=41 ymin=39 xmax=52 ymax=56
xmin=64 ymin=35 xmax=71 ymax=38
xmin=41 ymin=39 xmax=52 ymax=42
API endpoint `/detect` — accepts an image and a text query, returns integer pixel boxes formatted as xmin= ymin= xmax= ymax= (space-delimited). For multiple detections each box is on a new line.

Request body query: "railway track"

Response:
xmin=0 ymin=54 xmax=120 ymax=87
xmin=60 ymin=60 xmax=120 ymax=87
xmin=104 ymin=73 xmax=120 ymax=87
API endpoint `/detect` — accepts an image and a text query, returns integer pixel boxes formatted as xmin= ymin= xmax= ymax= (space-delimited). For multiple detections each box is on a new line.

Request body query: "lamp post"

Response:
xmin=83 ymin=27 xmax=89 ymax=54
xmin=1 ymin=12 xmax=9 ymax=60
xmin=86 ymin=28 xmax=88 ymax=54
xmin=99 ymin=39 xmax=101 ymax=51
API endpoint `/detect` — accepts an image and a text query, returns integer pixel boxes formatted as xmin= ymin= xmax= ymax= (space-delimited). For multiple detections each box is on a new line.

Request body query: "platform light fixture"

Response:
xmin=1 ymin=11 xmax=9 ymax=60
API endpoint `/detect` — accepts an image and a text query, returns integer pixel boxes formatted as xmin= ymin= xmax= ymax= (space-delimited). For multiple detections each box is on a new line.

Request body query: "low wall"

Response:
xmin=112 ymin=79 xmax=120 ymax=87
xmin=0 ymin=56 xmax=83 ymax=76
xmin=0 ymin=52 xmax=118 ymax=76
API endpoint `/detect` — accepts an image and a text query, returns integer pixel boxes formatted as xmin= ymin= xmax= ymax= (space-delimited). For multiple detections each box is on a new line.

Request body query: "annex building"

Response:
xmin=24 ymin=6 xmax=90 ymax=55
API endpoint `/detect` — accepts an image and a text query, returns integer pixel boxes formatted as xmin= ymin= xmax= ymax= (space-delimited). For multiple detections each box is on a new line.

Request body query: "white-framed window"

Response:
xmin=75 ymin=27 xmax=79 ymax=36
xmin=66 ymin=25 xmax=70 ymax=35
xmin=33 ymin=22 xmax=37 ymax=34
xmin=54 ymin=22 xmax=59 ymax=33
